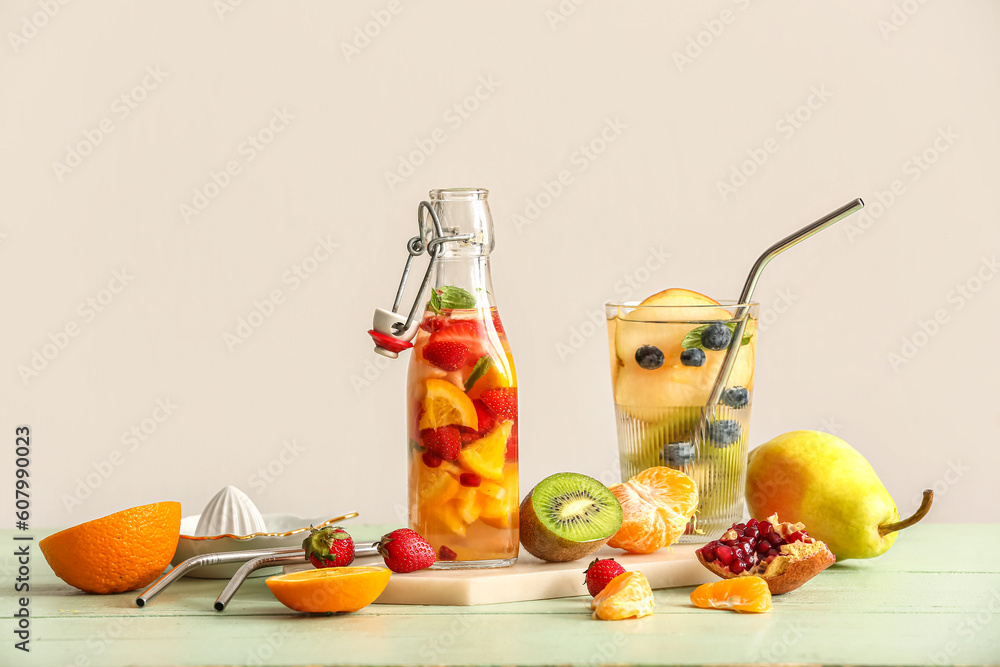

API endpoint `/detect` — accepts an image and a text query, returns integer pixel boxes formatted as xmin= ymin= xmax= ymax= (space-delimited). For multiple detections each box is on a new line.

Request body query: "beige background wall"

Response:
xmin=2 ymin=1 xmax=997 ymax=528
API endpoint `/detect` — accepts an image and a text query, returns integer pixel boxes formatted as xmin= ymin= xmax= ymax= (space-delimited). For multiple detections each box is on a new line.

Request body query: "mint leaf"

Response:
xmin=464 ymin=355 xmax=493 ymax=391
xmin=428 ymin=289 xmax=442 ymax=315
xmin=438 ymin=286 xmax=477 ymax=310
xmin=681 ymin=322 xmax=753 ymax=350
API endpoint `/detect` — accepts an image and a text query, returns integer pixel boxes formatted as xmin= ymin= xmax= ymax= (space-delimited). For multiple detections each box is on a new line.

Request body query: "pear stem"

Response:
xmin=878 ymin=490 xmax=934 ymax=537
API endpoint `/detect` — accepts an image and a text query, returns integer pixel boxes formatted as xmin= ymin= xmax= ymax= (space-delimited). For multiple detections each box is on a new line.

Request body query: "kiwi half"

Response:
xmin=519 ymin=472 xmax=624 ymax=562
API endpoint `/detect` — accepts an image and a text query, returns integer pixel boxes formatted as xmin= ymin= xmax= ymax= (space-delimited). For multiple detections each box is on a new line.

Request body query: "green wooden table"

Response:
xmin=6 ymin=524 xmax=1000 ymax=666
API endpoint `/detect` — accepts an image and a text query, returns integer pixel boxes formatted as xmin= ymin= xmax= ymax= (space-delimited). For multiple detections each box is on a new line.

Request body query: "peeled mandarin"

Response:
xmin=591 ymin=571 xmax=655 ymax=620
xmin=607 ymin=467 xmax=698 ymax=554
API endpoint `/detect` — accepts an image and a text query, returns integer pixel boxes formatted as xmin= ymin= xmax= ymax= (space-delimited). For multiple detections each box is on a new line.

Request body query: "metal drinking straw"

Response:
xmin=136 ymin=542 xmax=381 ymax=609
xmin=697 ymin=198 xmax=865 ymax=434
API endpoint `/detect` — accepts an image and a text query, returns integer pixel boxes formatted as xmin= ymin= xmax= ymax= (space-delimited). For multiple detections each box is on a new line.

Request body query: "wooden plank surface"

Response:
xmin=7 ymin=524 xmax=1000 ymax=667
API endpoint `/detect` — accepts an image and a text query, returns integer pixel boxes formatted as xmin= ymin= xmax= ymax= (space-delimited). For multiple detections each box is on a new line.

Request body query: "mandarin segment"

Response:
xmin=690 ymin=576 xmax=772 ymax=613
xmin=591 ymin=571 xmax=655 ymax=620
xmin=607 ymin=467 xmax=698 ymax=554
xmin=39 ymin=501 xmax=181 ymax=594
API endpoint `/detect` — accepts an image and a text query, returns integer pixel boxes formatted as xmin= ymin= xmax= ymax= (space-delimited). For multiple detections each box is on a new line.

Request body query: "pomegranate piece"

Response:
xmin=696 ymin=514 xmax=836 ymax=595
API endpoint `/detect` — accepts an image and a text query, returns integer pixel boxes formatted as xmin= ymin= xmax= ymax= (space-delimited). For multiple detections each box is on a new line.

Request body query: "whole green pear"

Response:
xmin=745 ymin=430 xmax=932 ymax=560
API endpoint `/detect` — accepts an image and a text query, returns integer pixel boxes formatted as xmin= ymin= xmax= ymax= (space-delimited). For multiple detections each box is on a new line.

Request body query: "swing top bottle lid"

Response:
xmin=427 ymin=188 xmax=494 ymax=257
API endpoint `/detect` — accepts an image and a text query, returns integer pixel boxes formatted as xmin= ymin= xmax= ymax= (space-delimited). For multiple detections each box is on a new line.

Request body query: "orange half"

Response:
xmin=39 ymin=501 xmax=181 ymax=594
xmin=266 ymin=566 xmax=391 ymax=613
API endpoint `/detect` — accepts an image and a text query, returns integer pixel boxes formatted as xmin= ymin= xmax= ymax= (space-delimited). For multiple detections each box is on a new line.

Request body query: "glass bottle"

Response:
xmin=405 ymin=188 xmax=519 ymax=569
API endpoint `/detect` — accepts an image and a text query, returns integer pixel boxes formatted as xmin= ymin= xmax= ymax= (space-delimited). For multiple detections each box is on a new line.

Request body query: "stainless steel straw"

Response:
xmin=136 ymin=542 xmax=382 ymax=609
xmin=698 ymin=198 xmax=865 ymax=433
xmin=136 ymin=547 xmax=306 ymax=607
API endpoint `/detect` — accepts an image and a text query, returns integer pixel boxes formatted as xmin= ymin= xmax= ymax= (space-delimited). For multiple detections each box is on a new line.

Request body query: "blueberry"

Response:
xmin=680 ymin=348 xmax=705 ymax=367
xmin=707 ymin=419 xmax=741 ymax=447
xmin=721 ymin=386 xmax=750 ymax=409
xmin=662 ymin=441 xmax=695 ymax=468
xmin=635 ymin=345 xmax=665 ymax=370
xmin=700 ymin=323 xmax=732 ymax=351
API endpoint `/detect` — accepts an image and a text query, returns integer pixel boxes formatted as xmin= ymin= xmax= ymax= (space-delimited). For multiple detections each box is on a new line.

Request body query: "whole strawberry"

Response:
xmin=378 ymin=528 xmax=437 ymax=573
xmin=584 ymin=558 xmax=626 ymax=597
xmin=302 ymin=526 xmax=355 ymax=569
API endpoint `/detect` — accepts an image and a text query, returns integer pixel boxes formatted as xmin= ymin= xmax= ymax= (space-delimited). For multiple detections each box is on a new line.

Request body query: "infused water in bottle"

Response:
xmin=369 ymin=188 xmax=518 ymax=568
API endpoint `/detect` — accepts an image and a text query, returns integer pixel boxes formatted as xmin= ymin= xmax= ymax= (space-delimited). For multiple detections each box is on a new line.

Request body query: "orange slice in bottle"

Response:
xmin=416 ymin=466 xmax=461 ymax=508
xmin=479 ymin=467 xmax=518 ymax=529
xmin=418 ymin=378 xmax=478 ymax=430
xmin=690 ymin=576 xmax=772 ymax=613
xmin=457 ymin=421 xmax=513 ymax=481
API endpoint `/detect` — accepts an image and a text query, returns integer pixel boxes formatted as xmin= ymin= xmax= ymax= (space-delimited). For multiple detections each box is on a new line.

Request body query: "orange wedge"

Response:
xmin=418 ymin=379 xmax=478 ymax=430
xmin=457 ymin=421 xmax=513 ymax=481
xmin=266 ymin=566 xmax=391 ymax=613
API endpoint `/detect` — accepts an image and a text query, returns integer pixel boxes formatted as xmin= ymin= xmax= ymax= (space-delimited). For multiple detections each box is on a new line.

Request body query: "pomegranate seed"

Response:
xmin=460 ymin=472 xmax=481 ymax=487
xmin=701 ymin=547 xmax=716 ymax=562
xmin=747 ymin=518 xmax=759 ymax=528
xmin=734 ymin=528 xmax=745 ymax=537
xmin=714 ymin=545 xmax=734 ymax=565
xmin=765 ymin=554 xmax=776 ymax=564
xmin=722 ymin=539 xmax=737 ymax=547
xmin=768 ymin=548 xmax=780 ymax=557
xmin=756 ymin=539 xmax=772 ymax=554
xmin=735 ymin=523 xmax=746 ymax=531
xmin=439 ymin=545 xmax=458 ymax=561
xmin=729 ymin=560 xmax=746 ymax=574
xmin=759 ymin=522 xmax=772 ymax=534
xmin=786 ymin=531 xmax=804 ymax=542
xmin=422 ymin=451 xmax=442 ymax=468
xmin=743 ymin=526 xmax=759 ymax=540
